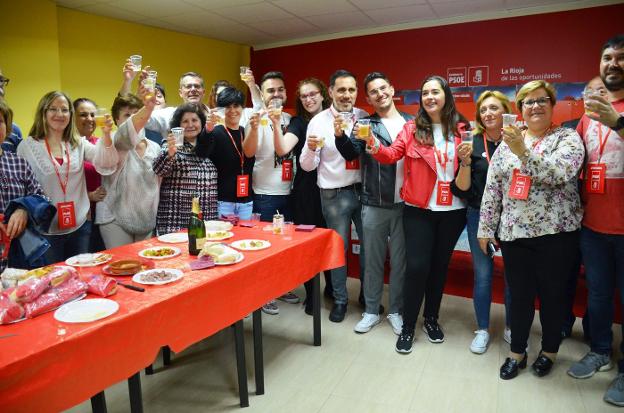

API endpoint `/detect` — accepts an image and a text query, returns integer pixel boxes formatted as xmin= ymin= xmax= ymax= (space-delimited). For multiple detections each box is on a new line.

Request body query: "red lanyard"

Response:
xmin=44 ymin=138 xmax=71 ymax=196
xmin=595 ymin=122 xmax=612 ymax=163
xmin=482 ymin=134 xmax=492 ymax=163
xmin=434 ymin=140 xmax=450 ymax=181
xmin=224 ymin=127 xmax=245 ymax=174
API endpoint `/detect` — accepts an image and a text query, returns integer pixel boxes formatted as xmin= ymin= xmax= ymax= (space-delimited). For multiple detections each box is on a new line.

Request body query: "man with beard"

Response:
xmin=300 ymin=69 xmax=368 ymax=322
xmin=334 ymin=72 xmax=413 ymax=334
xmin=567 ymin=34 xmax=624 ymax=407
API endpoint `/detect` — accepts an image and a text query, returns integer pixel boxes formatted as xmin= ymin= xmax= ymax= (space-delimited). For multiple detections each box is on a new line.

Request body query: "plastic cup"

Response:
xmin=502 ymin=114 xmax=517 ymax=128
xmin=340 ymin=112 xmax=353 ymax=131
xmin=129 ymin=55 xmax=142 ymax=72
xmin=582 ymin=88 xmax=601 ymax=116
xmin=171 ymin=127 xmax=184 ymax=147
xmin=357 ymin=119 xmax=370 ymax=139
xmin=260 ymin=116 xmax=269 ymax=126
xmin=316 ymin=136 xmax=325 ymax=149
xmin=269 ymin=98 xmax=282 ymax=117
xmin=214 ymin=107 xmax=225 ymax=125
xmin=94 ymin=108 xmax=109 ymax=128
xmin=460 ymin=131 xmax=473 ymax=144
xmin=240 ymin=66 xmax=251 ymax=82
xmin=146 ymin=70 xmax=157 ymax=80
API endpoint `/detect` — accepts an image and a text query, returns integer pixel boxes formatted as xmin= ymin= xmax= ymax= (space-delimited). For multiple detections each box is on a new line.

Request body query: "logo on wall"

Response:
xmin=447 ymin=67 xmax=467 ymax=87
xmin=468 ymin=66 xmax=489 ymax=87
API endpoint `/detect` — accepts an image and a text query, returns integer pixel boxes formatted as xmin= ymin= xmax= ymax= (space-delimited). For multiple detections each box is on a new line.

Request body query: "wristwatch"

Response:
xmin=612 ymin=115 xmax=624 ymax=132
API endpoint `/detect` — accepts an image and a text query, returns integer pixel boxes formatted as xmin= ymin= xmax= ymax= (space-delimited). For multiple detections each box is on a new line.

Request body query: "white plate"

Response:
xmin=157 ymin=232 xmax=188 ymax=243
xmin=54 ymin=298 xmax=119 ymax=323
xmin=205 ymin=231 xmax=234 ymax=241
xmin=132 ymin=268 xmax=184 ymax=285
xmin=138 ymin=246 xmax=181 ymax=260
xmin=215 ymin=252 xmax=244 ymax=266
xmin=230 ymin=239 xmax=271 ymax=251
xmin=65 ymin=253 xmax=113 ymax=267
xmin=204 ymin=220 xmax=233 ymax=231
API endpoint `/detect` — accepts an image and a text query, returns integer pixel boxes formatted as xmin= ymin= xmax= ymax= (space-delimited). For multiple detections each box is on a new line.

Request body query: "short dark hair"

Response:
xmin=260 ymin=71 xmax=284 ymax=89
xmin=73 ymin=98 xmax=96 ymax=111
xmin=155 ymin=83 xmax=166 ymax=100
xmin=0 ymin=98 xmax=13 ymax=137
xmin=209 ymin=80 xmax=233 ymax=108
xmin=601 ymin=34 xmax=624 ymax=53
xmin=216 ymin=87 xmax=244 ymax=107
xmin=329 ymin=69 xmax=356 ymax=87
xmin=170 ymin=103 xmax=207 ymax=130
xmin=179 ymin=72 xmax=204 ymax=88
xmin=363 ymin=72 xmax=390 ymax=92
xmin=111 ymin=94 xmax=143 ymax=125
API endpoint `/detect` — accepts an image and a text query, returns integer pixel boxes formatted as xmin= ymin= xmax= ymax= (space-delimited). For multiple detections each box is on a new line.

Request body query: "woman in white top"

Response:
xmin=96 ymin=92 xmax=162 ymax=249
xmin=17 ymin=91 xmax=117 ymax=263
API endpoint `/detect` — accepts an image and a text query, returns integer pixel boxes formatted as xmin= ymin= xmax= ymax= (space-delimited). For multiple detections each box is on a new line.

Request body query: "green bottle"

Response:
xmin=188 ymin=197 xmax=206 ymax=256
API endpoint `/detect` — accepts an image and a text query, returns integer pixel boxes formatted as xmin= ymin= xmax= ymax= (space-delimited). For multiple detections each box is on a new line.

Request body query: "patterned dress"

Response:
xmin=152 ymin=141 xmax=218 ymax=235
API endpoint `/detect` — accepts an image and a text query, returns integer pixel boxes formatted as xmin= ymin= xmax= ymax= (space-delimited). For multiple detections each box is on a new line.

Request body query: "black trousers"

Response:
xmin=402 ymin=206 xmax=466 ymax=330
xmin=500 ymin=231 xmax=580 ymax=354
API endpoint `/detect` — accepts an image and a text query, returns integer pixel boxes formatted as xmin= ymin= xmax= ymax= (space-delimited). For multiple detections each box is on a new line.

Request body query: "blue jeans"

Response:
xmin=253 ymin=194 xmax=291 ymax=222
xmin=43 ymin=220 xmax=92 ymax=264
xmin=466 ymin=207 xmax=511 ymax=329
xmin=218 ymin=201 xmax=253 ymax=221
xmin=320 ymin=186 xmax=364 ymax=305
xmin=581 ymin=226 xmax=624 ymax=370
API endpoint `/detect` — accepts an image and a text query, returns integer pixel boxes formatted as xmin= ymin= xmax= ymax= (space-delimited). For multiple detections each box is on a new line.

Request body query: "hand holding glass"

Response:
xmin=171 ymin=127 xmax=184 ymax=147
xmin=95 ymin=108 xmax=110 ymax=128
xmin=129 ymin=55 xmax=142 ymax=72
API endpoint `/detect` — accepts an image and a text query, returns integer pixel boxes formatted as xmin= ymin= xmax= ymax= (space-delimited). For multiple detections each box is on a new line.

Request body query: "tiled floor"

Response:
xmin=67 ymin=278 xmax=622 ymax=413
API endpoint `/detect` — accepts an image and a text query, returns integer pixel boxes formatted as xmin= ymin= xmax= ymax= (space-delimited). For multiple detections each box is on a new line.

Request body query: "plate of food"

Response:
xmin=204 ymin=220 xmax=233 ymax=231
xmin=157 ymin=232 xmax=188 ymax=243
xmin=65 ymin=253 xmax=113 ymax=267
xmin=215 ymin=252 xmax=244 ymax=265
xmin=54 ymin=298 xmax=119 ymax=323
xmin=102 ymin=259 xmax=155 ymax=276
xmin=198 ymin=243 xmax=244 ymax=265
xmin=138 ymin=246 xmax=181 ymax=260
xmin=230 ymin=239 xmax=271 ymax=251
xmin=205 ymin=231 xmax=234 ymax=241
xmin=132 ymin=268 xmax=183 ymax=285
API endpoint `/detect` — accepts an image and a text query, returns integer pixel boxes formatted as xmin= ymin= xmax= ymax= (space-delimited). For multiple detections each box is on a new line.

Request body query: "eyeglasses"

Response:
xmin=0 ymin=77 xmax=9 ymax=87
xmin=367 ymin=85 xmax=389 ymax=98
xmin=299 ymin=90 xmax=320 ymax=101
xmin=46 ymin=107 xmax=70 ymax=115
xmin=522 ymin=97 xmax=551 ymax=108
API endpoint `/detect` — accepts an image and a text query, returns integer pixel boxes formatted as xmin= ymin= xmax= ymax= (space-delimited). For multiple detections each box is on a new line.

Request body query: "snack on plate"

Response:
xmin=109 ymin=259 xmax=142 ymax=275
xmin=43 ymin=266 xmax=78 ymax=287
xmin=199 ymin=243 xmax=240 ymax=264
xmin=24 ymin=278 xmax=87 ymax=319
xmin=0 ymin=294 xmax=24 ymax=324
xmin=85 ymin=274 xmax=118 ymax=297
xmin=143 ymin=247 xmax=176 ymax=257
xmin=1 ymin=268 xmax=28 ymax=289
xmin=139 ymin=270 xmax=176 ymax=283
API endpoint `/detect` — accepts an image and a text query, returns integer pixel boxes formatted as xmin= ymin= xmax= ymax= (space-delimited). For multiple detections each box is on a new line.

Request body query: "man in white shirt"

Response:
xmin=243 ymin=71 xmax=299 ymax=314
xmin=300 ymin=69 xmax=368 ymax=322
xmin=335 ymin=72 xmax=412 ymax=334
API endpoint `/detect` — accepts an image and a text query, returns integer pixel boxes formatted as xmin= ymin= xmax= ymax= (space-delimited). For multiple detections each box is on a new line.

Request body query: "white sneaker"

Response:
xmin=470 ymin=330 xmax=490 ymax=354
xmin=387 ymin=313 xmax=403 ymax=335
xmin=503 ymin=327 xmax=511 ymax=344
xmin=354 ymin=313 xmax=380 ymax=333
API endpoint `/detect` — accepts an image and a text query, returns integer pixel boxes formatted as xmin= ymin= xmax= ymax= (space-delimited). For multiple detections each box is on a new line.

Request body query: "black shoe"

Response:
xmin=500 ymin=353 xmax=528 ymax=380
xmin=422 ymin=317 xmax=444 ymax=343
xmin=396 ymin=328 xmax=415 ymax=354
xmin=532 ymin=353 xmax=555 ymax=377
xmin=329 ymin=303 xmax=347 ymax=322
xmin=303 ymin=298 xmax=313 ymax=316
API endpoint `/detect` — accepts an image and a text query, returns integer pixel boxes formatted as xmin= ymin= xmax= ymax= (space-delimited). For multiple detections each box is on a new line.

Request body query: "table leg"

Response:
xmin=234 ymin=320 xmax=249 ymax=408
xmin=90 ymin=391 xmax=107 ymax=413
xmin=162 ymin=346 xmax=171 ymax=366
xmin=252 ymin=309 xmax=264 ymax=395
xmin=144 ymin=365 xmax=153 ymax=375
xmin=127 ymin=372 xmax=143 ymax=413
xmin=313 ymin=273 xmax=321 ymax=346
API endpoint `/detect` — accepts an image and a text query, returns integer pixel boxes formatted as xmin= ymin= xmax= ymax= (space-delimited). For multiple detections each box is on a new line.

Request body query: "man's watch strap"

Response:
xmin=612 ymin=115 xmax=624 ymax=131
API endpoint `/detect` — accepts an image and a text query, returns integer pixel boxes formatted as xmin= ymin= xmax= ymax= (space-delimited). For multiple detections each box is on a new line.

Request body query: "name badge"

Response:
xmin=508 ymin=169 xmax=531 ymax=200
xmin=282 ymin=159 xmax=293 ymax=181
xmin=237 ymin=174 xmax=249 ymax=197
xmin=436 ymin=181 xmax=453 ymax=206
xmin=57 ymin=201 xmax=77 ymax=230
xmin=586 ymin=163 xmax=606 ymax=194
xmin=345 ymin=158 xmax=360 ymax=170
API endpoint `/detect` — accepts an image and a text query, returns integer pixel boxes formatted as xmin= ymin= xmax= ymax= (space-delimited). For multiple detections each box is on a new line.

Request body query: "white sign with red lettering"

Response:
xmin=447 ymin=67 xmax=466 ymax=87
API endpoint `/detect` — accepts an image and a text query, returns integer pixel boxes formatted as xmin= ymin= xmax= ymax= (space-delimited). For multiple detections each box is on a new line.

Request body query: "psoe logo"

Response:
xmin=447 ymin=67 xmax=466 ymax=87
xmin=469 ymin=66 xmax=489 ymax=87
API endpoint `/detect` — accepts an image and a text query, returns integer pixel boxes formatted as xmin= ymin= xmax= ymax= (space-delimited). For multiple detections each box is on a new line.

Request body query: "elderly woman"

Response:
xmin=0 ymin=99 xmax=49 ymax=272
xmin=478 ymin=80 xmax=584 ymax=379
xmin=153 ymin=103 xmax=218 ymax=235
xmin=451 ymin=90 xmax=513 ymax=354
xmin=17 ymin=91 xmax=116 ymax=263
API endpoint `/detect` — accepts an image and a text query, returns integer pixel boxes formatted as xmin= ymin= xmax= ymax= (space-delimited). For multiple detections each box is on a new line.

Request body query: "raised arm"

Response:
xmin=242 ymin=112 xmax=260 ymax=157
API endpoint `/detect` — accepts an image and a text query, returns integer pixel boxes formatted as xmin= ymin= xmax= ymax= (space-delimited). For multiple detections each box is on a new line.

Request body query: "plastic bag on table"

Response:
xmin=85 ymin=274 xmax=117 ymax=297
xmin=43 ymin=266 xmax=78 ymax=287
xmin=24 ymin=278 xmax=87 ymax=319
xmin=0 ymin=294 xmax=24 ymax=324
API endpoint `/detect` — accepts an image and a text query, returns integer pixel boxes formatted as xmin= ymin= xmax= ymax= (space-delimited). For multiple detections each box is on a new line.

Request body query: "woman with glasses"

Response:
xmin=450 ymin=90 xmax=513 ymax=354
xmin=16 ymin=91 xmax=117 ymax=263
xmin=272 ymin=77 xmax=332 ymax=314
xmin=478 ymin=80 xmax=584 ymax=379
xmin=370 ymin=75 xmax=469 ymax=354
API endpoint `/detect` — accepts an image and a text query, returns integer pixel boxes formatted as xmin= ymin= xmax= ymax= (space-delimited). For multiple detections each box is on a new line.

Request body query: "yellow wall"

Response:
xmin=0 ymin=0 xmax=250 ymax=131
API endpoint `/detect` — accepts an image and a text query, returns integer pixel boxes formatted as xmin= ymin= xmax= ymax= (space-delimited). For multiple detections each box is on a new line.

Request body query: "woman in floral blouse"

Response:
xmin=153 ymin=103 xmax=218 ymax=235
xmin=478 ymin=80 xmax=584 ymax=380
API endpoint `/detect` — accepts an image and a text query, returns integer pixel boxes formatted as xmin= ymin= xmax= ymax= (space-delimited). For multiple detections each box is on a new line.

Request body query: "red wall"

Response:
xmin=251 ymin=4 xmax=623 ymax=123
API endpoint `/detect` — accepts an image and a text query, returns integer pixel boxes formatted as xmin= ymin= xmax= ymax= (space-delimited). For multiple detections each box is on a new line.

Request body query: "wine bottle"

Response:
xmin=188 ymin=197 xmax=206 ymax=255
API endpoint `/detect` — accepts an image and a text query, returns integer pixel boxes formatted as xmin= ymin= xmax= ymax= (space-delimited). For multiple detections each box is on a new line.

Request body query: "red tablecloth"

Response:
xmin=0 ymin=226 xmax=344 ymax=413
